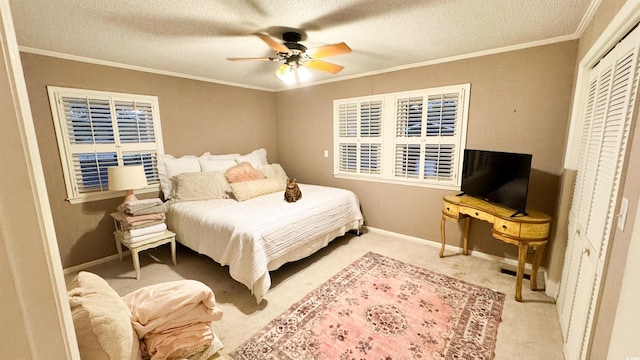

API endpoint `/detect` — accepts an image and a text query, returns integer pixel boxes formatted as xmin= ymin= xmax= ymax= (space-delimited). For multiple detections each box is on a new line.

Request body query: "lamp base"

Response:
xmin=116 ymin=190 xmax=138 ymax=212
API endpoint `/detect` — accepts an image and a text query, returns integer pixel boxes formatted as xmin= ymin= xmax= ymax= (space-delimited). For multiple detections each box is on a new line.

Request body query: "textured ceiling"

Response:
xmin=9 ymin=0 xmax=596 ymax=91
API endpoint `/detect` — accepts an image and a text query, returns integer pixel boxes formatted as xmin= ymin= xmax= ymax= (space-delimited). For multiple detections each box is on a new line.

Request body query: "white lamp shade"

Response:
xmin=108 ymin=165 xmax=148 ymax=191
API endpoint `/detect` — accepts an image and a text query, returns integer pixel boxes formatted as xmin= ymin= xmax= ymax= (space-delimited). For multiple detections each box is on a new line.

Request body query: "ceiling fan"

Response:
xmin=227 ymin=32 xmax=352 ymax=84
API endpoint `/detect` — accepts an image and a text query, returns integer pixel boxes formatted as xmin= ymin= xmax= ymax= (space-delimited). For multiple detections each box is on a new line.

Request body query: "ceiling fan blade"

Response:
xmin=306 ymin=59 xmax=345 ymax=74
xmin=255 ymin=33 xmax=291 ymax=54
xmin=227 ymin=57 xmax=275 ymax=61
xmin=306 ymin=42 xmax=352 ymax=59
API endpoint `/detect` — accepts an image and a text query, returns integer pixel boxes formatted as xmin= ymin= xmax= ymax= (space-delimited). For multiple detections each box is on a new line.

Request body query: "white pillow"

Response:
xmin=259 ymin=163 xmax=289 ymax=183
xmin=237 ymin=148 xmax=268 ymax=168
xmin=199 ymin=158 xmax=237 ymax=172
xmin=157 ymin=154 xmax=201 ymax=200
xmin=202 ymin=152 xmax=241 ymax=161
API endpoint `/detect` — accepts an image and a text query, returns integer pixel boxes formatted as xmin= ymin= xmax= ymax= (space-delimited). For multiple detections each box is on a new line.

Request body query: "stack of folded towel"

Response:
xmin=112 ymin=199 xmax=168 ymax=243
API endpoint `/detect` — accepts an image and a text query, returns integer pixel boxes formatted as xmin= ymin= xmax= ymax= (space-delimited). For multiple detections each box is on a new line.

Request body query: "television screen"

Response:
xmin=460 ymin=149 xmax=532 ymax=216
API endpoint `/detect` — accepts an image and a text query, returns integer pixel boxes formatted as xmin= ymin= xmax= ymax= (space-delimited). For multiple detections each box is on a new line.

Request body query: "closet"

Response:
xmin=556 ymin=24 xmax=640 ymax=360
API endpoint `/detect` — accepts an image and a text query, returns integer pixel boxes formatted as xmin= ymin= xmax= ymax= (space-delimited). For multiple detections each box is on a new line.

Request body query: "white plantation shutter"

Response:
xmin=336 ymin=99 xmax=383 ymax=176
xmin=72 ymin=152 xmax=118 ymax=193
xmin=392 ymin=89 xmax=465 ymax=184
xmin=395 ymin=96 xmax=423 ymax=179
xmin=334 ymin=84 xmax=469 ymax=188
xmin=338 ymin=103 xmax=357 ymax=173
xmin=115 ymin=100 xmax=156 ymax=143
xmin=359 ymin=100 xmax=382 ymax=175
xmin=338 ymin=143 xmax=357 ymax=172
xmin=49 ymin=87 xmax=164 ymax=203
xmin=63 ymin=97 xmax=115 ymax=144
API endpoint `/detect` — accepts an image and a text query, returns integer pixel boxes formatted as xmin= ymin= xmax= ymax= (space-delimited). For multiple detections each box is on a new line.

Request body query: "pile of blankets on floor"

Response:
xmin=124 ymin=280 xmax=224 ymax=360
xmin=113 ymin=198 xmax=168 ymax=243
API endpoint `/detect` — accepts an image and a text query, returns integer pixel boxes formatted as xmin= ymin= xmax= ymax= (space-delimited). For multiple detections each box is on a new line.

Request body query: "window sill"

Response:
xmin=334 ymin=173 xmax=460 ymax=191
xmin=66 ymin=185 xmax=160 ymax=204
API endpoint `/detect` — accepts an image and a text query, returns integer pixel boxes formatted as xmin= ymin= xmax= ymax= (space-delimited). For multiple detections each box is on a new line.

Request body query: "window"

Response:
xmin=333 ymin=84 xmax=470 ymax=189
xmin=48 ymin=87 xmax=164 ymax=203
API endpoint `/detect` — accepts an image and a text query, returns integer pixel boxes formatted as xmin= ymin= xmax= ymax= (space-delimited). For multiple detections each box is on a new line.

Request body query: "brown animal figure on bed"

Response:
xmin=284 ymin=178 xmax=302 ymax=202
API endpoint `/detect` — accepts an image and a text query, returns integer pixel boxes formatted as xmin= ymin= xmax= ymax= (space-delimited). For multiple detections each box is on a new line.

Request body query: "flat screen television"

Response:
xmin=460 ymin=149 xmax=532 ymax=217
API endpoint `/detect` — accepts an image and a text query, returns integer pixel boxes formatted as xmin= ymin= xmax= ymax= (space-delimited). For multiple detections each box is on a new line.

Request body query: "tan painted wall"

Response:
xmin=276 ymin=41 xmax=577 ymax=262
xmin=21 ymin=42 xmax=578 ymax=269
xmin=20 ymin=53 xmax=277 ymax=268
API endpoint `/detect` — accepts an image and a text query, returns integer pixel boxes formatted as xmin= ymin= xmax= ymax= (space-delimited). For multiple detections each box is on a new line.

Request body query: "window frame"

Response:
xmin=333 ymin=84 xmax=470 ymax=190
xmin=48 ymin=86 xmax=164 ymax=204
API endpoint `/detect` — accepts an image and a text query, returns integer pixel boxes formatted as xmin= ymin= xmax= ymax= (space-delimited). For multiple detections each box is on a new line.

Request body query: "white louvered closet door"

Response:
xmin=557 ymin=25 xmax=640 ymax=360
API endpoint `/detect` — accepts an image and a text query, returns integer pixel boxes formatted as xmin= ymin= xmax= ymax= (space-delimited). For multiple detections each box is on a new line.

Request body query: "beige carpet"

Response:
xmin=65 ymin=229 xmax=564 ymax=359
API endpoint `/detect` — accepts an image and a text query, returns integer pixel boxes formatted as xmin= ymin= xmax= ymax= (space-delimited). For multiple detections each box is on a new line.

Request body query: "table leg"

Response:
xmin=531 ymin=243 xmax=546 ymax=291
xmin=462 ymin=218 xmax=470 ymax=255
xmin=132 ymin=248 xmax=141 ymax=280
xmin=170 ymin=238 xmax=177 ymax=265
xmin=115 ymin=237 xmax=123 ymax=261
xmin=516 ymin=242 xmax=528 ymax=302
xmin=439 ymin=214 xmax=446 ymax=258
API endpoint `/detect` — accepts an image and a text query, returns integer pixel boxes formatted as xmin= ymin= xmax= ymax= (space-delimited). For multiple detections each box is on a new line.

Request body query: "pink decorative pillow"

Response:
xmin=224 ymin=162 xmax=266 ymax=183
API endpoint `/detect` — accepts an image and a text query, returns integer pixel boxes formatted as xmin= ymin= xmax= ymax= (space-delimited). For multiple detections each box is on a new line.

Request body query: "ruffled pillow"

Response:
xmin=170 ymin=171 xmax=230 ymax=202
xmin=224 ymin=162 xmax=266 ymax=183
xmin=229 ymin=178 xmax=286 ymax=201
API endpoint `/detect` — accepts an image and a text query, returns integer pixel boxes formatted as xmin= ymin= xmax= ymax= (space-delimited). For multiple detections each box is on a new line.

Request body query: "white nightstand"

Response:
xmin=111 ymin=213 xmax=176 ymax=280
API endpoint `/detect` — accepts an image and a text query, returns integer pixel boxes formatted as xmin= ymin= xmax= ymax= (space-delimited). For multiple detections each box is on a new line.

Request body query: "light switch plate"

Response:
xmin=324 ymin=150 xmax=329 ymax=158
xmin=618 ymin=197 xmax=629 ymax=231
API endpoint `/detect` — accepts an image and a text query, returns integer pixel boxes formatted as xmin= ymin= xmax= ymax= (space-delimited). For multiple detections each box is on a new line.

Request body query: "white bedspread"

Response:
xmin=167 ymin=184 xmax=363 ymax=303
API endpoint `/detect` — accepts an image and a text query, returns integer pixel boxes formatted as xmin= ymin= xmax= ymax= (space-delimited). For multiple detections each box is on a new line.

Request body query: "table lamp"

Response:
xmin=108 ymin=165 xmax=148 ymax=210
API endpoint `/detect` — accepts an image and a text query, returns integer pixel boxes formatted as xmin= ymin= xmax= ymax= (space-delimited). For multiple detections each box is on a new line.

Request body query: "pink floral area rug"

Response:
xmin=229 ymin=252 xmax=505 ymax=360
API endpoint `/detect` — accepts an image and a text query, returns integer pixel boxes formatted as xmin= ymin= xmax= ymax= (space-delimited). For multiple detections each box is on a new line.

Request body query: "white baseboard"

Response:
xmin=365 ymin=226 xmax=546 ymax=277
xmin=545 ymin=274 xmax=560 ymax=299
xmin=63 ymin=251 xmax=131 ymax=275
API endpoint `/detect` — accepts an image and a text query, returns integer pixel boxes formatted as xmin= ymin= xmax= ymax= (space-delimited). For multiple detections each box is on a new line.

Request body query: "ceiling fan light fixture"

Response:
xmin=296 ymin=64 xmax=312 ymax=82
xmin=229 ymin=32 xmax=351 ymax=85
xmin=276 ymin=61 xmax=311 ymax=84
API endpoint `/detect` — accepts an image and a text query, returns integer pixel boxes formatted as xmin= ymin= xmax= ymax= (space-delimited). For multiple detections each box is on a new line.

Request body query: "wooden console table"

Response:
xmin=440 ymin=194 xmax=551 ymax=301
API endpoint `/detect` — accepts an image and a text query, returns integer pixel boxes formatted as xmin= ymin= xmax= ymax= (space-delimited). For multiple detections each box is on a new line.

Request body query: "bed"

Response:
xmin=159 ymin=150 xmax=363 ymax=303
